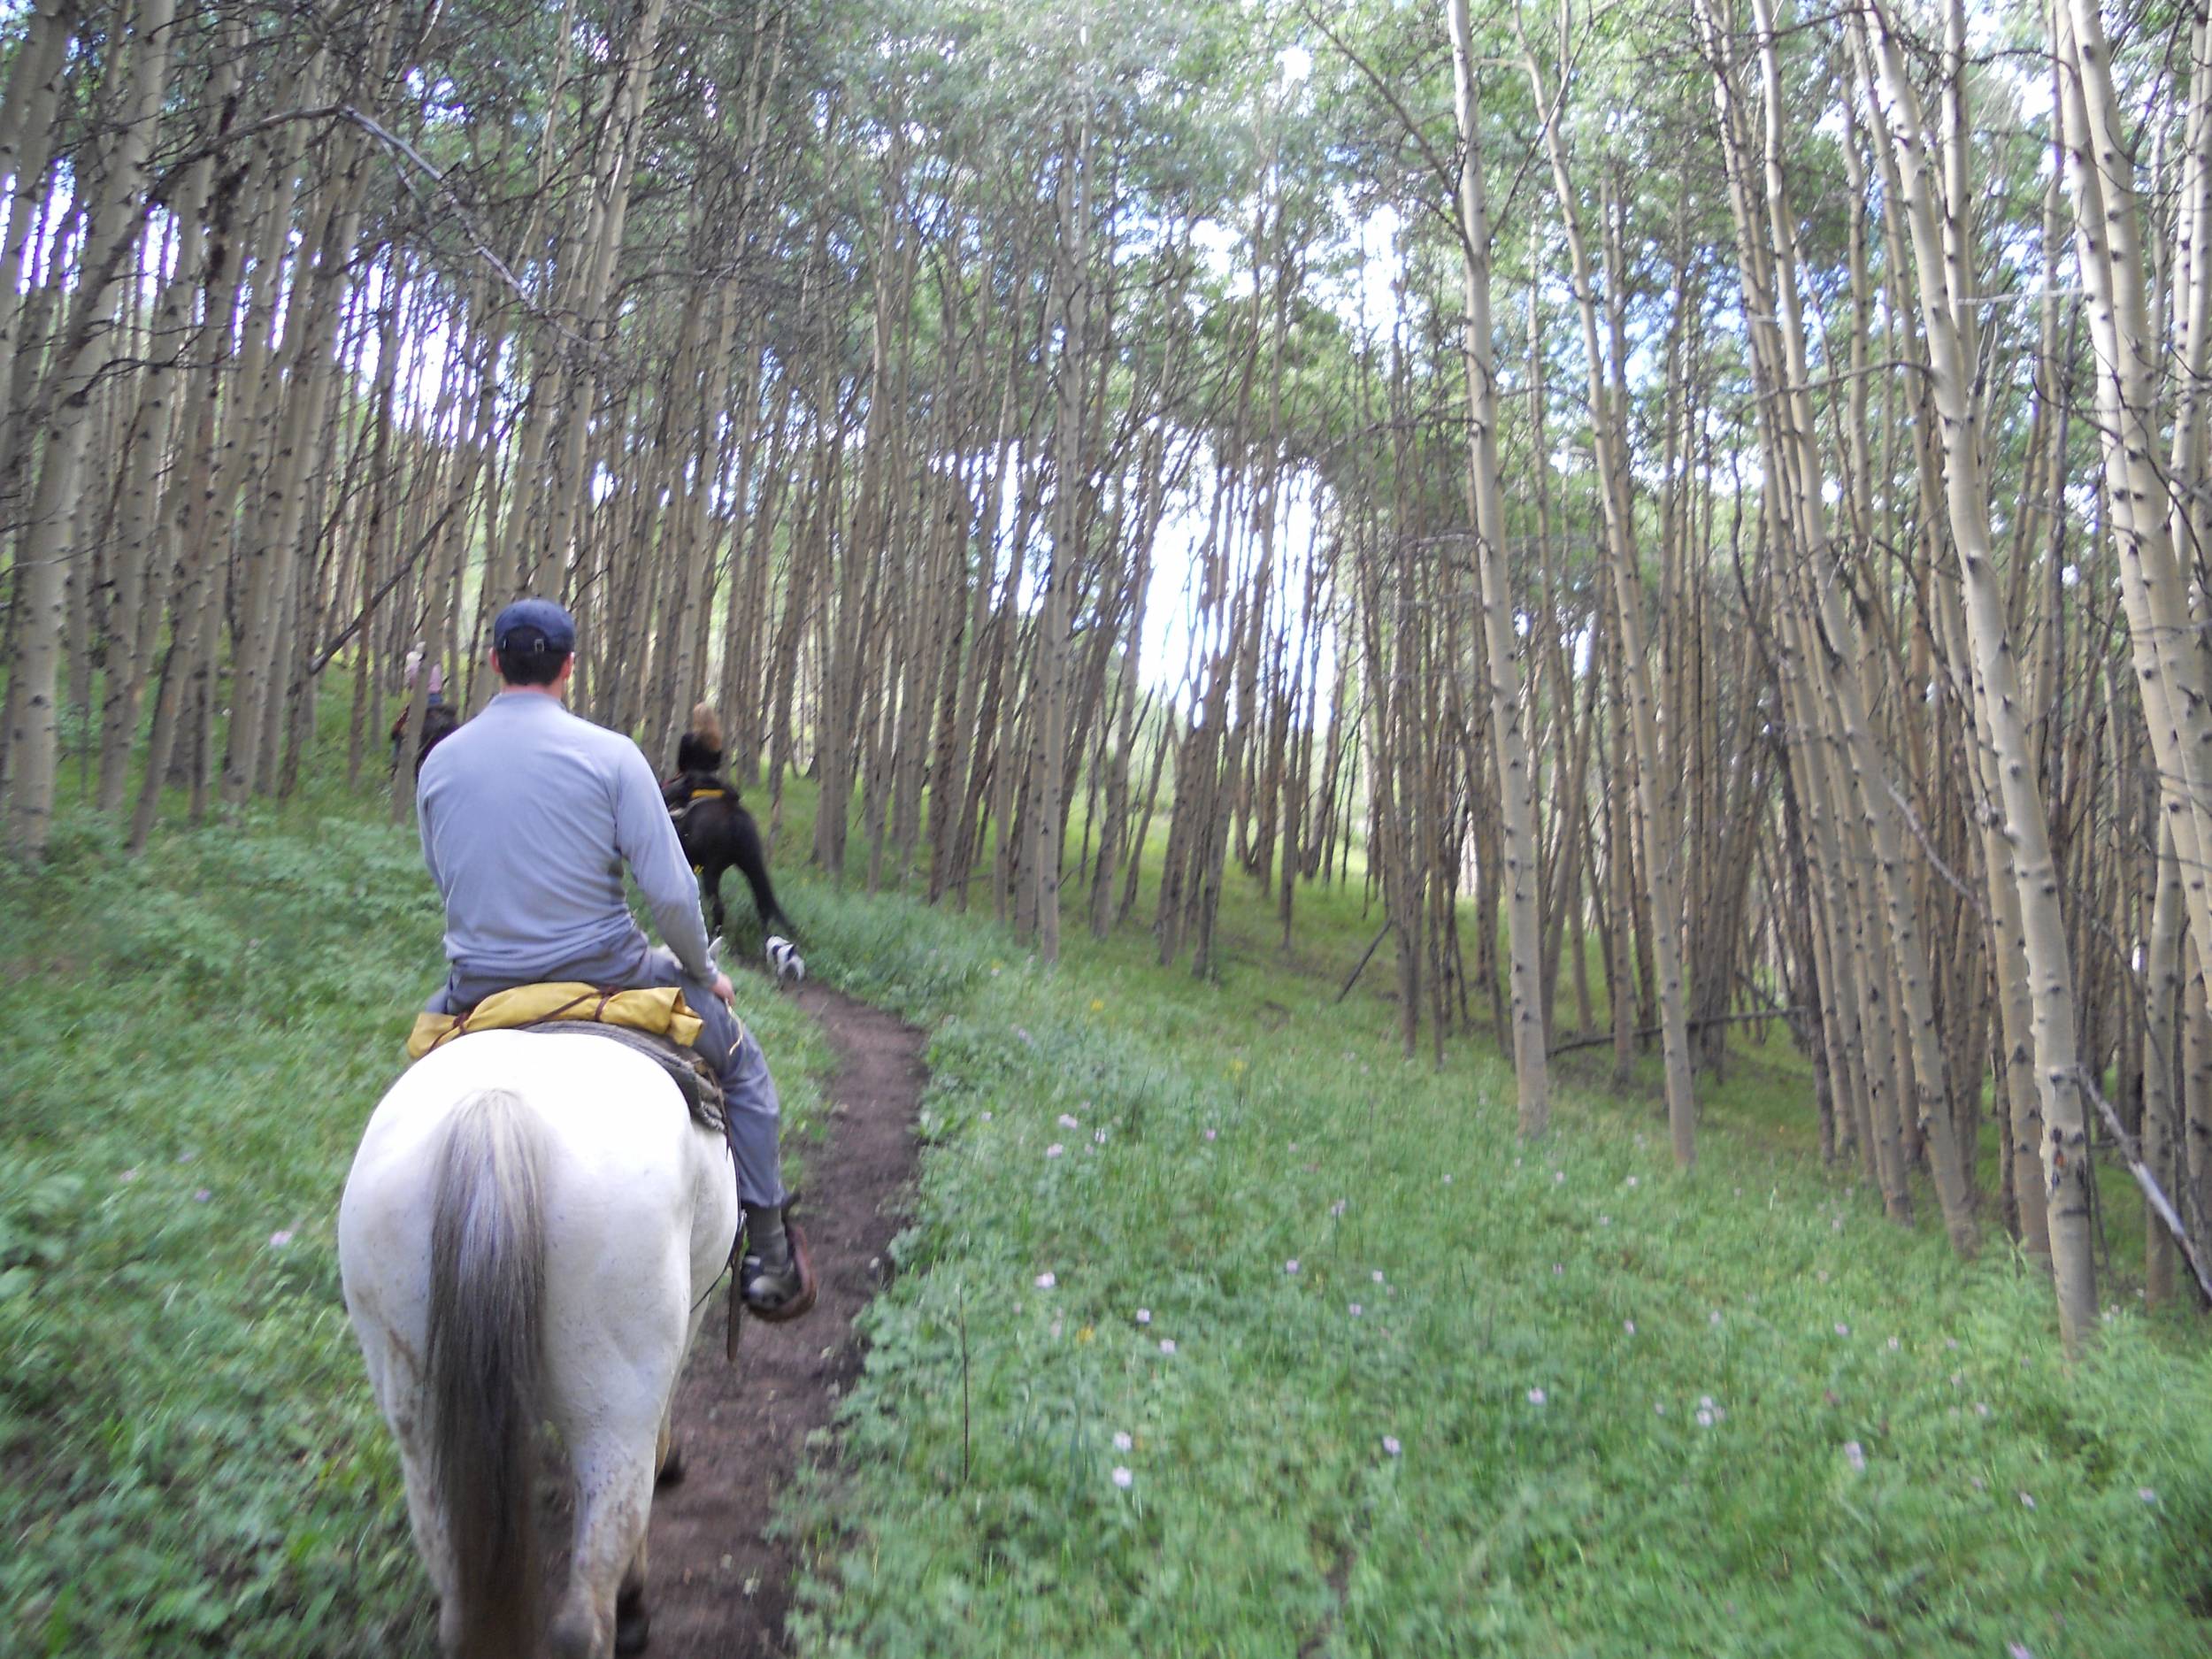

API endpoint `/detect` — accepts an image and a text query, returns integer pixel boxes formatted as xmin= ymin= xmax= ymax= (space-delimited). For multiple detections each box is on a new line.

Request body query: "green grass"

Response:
xmin=765 ymin=824 xmax=2212 ymax=1657
xmin=0 ymin=772 xmax=831 ymax=1655
xmin=4 ymin=724 xmax=2208 ymax=1657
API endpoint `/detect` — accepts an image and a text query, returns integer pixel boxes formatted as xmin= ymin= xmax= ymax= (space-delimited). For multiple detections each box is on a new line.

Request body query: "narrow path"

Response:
xmin=640 ymin=979 xmax=928 ymax=1657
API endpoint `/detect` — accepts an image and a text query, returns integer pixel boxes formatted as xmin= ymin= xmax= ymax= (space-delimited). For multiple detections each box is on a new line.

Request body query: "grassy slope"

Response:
xmin=769 ymin=798 xmax=2212 ymax=1659
xmin=0 ymin=770 xmax=831 ymax=1655
xmin=2 ymin=746 xmax=2207 ymax=1657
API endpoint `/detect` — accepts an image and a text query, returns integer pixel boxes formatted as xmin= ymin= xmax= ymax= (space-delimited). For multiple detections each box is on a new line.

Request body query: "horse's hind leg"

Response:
xmin=356 ymin=1330 xmax=465 ymax=1653
xmin=729 ymin=810 xmax=788 ymax=933
xmin=700 ymin=863 xmax=728 ymax=941
xmin=549 ymin=1424 xmax=658 ymax=1659
xmin=397 ymin=1432 xmax=467 ymax=1656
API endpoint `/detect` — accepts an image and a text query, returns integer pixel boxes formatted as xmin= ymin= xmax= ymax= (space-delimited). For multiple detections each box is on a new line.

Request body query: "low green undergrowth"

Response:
xmin=3 ymin=749 xmax=2207 ymax=1657
xmin=773 ymin=870 xmax=2212 ymax=1659
xmin=0 ymin=801 xmax=828 ymax=1656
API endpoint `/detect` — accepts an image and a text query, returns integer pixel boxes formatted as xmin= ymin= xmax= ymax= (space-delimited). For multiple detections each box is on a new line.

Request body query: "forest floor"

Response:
xmin=3 ymin=750 xmax=2211 ymax=1657
xmin=641 ymin=979 xmax=926 ymax=1659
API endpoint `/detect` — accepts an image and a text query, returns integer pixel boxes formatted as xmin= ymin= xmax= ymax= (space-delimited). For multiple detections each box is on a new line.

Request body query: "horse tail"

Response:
xmin=426 ymin=1088 xmax=548 ymax=1659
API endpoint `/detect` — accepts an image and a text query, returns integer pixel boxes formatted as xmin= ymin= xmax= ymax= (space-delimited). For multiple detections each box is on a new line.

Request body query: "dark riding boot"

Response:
xmin=740 ymin=1201 xmax=816 ymax=1322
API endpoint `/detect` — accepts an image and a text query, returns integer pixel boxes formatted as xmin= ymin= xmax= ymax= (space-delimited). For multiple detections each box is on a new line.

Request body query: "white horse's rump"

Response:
xmin=339 ymin=1031 xmax=739 ymax=1659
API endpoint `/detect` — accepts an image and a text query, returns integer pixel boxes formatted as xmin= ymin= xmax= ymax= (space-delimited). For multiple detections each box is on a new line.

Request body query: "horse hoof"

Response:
xmin=615 ymin=1593 xmax=651 ymax=1655
xmin=656 ymin=1440 xmax=685 ymax=1488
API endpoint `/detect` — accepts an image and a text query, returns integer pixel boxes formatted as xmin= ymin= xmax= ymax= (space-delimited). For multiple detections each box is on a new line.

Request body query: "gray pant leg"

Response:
xmin=649 ymin=953 xmax=789 ymax=1210
xmin=707 ymin=1017 xmax=789 ymax=1211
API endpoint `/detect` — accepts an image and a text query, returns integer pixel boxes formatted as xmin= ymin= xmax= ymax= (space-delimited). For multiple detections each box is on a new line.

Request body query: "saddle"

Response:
xmin=664 ymin=772 xmax=735 ymax=822
xmin=408 ymin=982 xmax=703 ymax=1057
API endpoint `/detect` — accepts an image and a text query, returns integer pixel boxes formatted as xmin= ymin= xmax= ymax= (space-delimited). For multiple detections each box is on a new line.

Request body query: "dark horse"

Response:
xmin=671 ymin=790 xmax=791 ymax=941
xmin=391 ymin=702 xmax=459 ymax=776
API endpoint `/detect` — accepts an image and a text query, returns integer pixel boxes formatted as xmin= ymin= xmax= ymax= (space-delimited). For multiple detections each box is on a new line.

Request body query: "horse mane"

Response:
xmin=689 ymin=702 xmax=723 ymax=751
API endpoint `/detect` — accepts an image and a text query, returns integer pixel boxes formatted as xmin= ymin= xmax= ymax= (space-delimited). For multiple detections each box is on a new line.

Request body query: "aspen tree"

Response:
xmin=1448 ymin=0 xmax=1548 ymax=1133
xmin=5 ymin=0 xmax=174 ymax=859
xmin=1522 ymin=27 xmax=1695 ymax=1164
xmin=1858 ymin=0 xmax=2087 ymax=1323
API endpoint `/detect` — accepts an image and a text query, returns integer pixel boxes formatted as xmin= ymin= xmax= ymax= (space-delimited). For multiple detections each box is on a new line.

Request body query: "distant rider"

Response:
xmin=414 ymin=598 xmax=811 ymax=1318
xmin=663 ymin=700 xmax=735 ymax=817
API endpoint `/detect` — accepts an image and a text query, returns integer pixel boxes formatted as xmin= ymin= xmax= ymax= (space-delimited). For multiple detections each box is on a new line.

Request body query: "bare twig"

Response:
xmin=334 ymin=105 xmax=582 ymax=346
xmin=2076 ymin=1067 xmax=2212 ymax=1310
xmin=1335 ymin=923 xmax=1392 ymax=1003
xmin=1548 ymin=1007 xmax=1803 ymax=1057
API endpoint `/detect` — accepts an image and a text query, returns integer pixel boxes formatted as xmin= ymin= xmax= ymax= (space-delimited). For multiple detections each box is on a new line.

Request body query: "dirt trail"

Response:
xmin=639 ymin=979 xmax=927 ymax=1656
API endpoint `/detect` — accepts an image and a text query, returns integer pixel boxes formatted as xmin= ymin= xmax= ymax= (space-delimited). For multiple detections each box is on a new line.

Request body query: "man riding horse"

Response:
xmin=413 ymin=598 xmax=812 ymax=1319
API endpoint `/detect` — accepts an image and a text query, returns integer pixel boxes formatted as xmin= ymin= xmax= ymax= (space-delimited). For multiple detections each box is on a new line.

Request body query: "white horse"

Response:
xmin=338 ymin=1030 xmax=739 ymax=1659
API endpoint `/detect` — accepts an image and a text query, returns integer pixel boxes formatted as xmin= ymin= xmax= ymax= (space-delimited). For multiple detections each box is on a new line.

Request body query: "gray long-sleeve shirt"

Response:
xmin=416 ymin=690 xmax=712 ymax=989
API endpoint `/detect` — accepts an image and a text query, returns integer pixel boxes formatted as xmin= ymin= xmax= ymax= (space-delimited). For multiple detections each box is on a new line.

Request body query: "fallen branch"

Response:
xmin=305 ymin=493 xmax=466 ymax=676
xmin=1334 ymin=924 xmax=1391 ymax=1004
xmin=2076 ymin=1067 xmax=2212 ymax=1310
xmin=1547 ymin=1006 xmax=1804 ymax=1058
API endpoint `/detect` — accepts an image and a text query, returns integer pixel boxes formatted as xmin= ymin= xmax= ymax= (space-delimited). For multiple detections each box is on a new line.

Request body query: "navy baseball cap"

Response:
xmin=492 ymin=597 xmax=576 ymax=656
